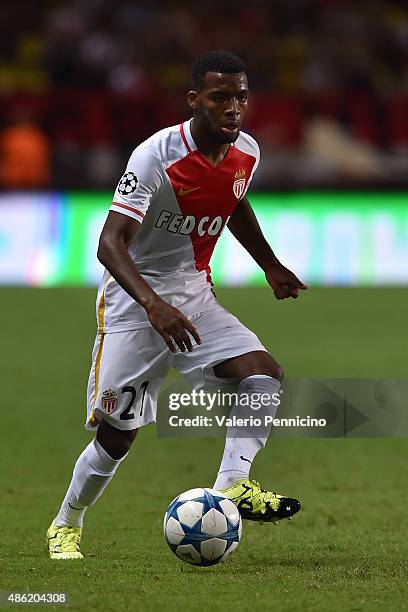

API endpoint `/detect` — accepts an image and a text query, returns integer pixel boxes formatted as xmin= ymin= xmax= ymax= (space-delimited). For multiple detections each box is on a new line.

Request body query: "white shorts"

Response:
xmin=86 ymin=303 xmax=267 ymax=431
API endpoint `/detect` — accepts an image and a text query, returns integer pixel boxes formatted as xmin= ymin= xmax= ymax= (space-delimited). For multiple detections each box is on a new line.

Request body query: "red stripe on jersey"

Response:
xmin=166 ymin=145 xmax=256 ymax=285
xmin=180 ymin=123 xmax=192 ymax=153
xmin=111 ymin=202 xmax=145 ymax=220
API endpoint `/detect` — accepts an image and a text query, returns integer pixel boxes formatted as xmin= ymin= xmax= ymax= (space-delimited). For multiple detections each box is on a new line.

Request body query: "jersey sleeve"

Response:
xmin=110 ymin=145 xmax=164 ymax=222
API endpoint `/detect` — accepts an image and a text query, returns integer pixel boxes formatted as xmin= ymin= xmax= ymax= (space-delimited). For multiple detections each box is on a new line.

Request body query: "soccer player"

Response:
xmin=47 ymin=50 xmax=307 ymax=559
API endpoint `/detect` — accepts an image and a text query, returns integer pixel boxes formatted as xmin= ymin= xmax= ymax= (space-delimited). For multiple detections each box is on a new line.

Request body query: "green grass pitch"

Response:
xmin=1 ymin=287 xmax=407 ymax=611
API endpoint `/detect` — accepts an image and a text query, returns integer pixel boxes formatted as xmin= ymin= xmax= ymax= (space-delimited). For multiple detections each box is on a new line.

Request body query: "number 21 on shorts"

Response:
xmin=120 ymin=381 xmax=149 ymax=420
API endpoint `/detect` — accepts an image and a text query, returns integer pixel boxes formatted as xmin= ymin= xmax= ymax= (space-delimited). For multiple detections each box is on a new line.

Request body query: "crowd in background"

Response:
xmin=1 ymin=0 xmax=408 ymax=189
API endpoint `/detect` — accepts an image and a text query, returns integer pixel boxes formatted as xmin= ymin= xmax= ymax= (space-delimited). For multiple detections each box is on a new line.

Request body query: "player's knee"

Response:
xmin=254 ymin=357 xmax=283 ymax=380
xmin=236 ymin=363 xmax=283 ymax=382
xmin=271 ymin=362 xmax=284 ymax=382
xmin=96 ymin=420 xmax=138 ymax=460
xmin=247 ymin=354 xmax=284 ymax=382
xmin=111 ymin=430 xmax=138 ymax=459
xmin=252 ymin=362 xmax=283 ymax=382
xmin=215 ymin=351 xmax=284 ymax=382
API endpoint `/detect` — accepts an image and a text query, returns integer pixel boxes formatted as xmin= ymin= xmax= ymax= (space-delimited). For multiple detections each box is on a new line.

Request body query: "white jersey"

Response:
xmin=96 ymin=118 xmax=260 ymax=332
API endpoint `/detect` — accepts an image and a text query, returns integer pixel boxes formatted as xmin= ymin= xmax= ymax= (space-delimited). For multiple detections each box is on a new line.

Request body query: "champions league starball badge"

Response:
xmin=117 ymin=171 xmax=138 ymax=196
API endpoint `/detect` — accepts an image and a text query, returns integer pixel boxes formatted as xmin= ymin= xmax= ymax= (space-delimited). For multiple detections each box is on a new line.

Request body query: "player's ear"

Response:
xmin=187 ymin=90 xmax=198 ymax=111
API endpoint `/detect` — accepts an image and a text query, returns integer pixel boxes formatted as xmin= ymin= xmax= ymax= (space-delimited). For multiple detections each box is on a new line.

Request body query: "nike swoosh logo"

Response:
xmin=178 ymin=187 xmax=200 ymax=196
xmin=240 ymin=455 xmax=252 ymax=463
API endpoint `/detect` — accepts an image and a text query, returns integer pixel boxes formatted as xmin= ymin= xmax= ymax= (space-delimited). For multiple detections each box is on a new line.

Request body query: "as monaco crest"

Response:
xmin=102 ymin=389 xmax=118 ymax=414
xmin=233 ymin=169 xmax=246 ymax=199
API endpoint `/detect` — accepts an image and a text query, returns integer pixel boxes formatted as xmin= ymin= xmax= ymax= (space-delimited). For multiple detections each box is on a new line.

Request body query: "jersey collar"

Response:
xmin=181 ymin=119 xmax=198 ymax=153
xmin=181 ymin=118 xmax=235 ymax=168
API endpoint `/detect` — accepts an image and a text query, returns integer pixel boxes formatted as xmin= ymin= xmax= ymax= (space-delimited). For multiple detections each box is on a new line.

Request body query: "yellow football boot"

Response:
xmin=46 ymin=521 xmax=83 ymax=559
xmin=221 ymin=479 xmax=301 ymax=523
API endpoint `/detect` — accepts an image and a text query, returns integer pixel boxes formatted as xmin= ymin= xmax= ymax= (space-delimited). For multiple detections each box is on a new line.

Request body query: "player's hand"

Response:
xmin=146 ymin=298 xmax=202 ymax=353
xmin=265 ymin=264 xmax=307 ymax=300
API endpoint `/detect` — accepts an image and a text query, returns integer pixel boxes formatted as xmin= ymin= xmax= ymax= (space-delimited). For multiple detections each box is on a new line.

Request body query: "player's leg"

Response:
xmin=211 ymin=350 xmax=300 ymax=522
xmin=47 ymin=329 xmax=171 ymax=559
xmin=46 ymin=423 xmax=138 ymax=559
xmin=212 ymin=350 xmax=282 ymax=489
xmin=53 ymin=423 xmax=138 ymax=530
xmin=175 ymin=306 xmax=300 ymax=523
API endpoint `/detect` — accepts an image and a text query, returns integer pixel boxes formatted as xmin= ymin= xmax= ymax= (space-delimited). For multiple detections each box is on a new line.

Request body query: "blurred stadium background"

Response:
xmin=1 ymin=0 xmax=407 ymax=288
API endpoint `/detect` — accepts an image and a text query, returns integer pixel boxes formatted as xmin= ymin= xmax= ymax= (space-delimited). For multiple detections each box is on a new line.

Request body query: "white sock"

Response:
xmin=55 ymin=438 xmax=126 ymax=528
xmin=213 ymin=375 xmax=281 ymax=490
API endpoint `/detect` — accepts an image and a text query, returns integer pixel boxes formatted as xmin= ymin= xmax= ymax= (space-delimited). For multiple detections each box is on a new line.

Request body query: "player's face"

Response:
xmin=188 ymin=72 xmax=249 ymax=144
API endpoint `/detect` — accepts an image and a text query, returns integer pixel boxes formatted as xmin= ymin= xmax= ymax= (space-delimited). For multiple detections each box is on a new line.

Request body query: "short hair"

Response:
xmin=191 ymin=50 xmax=247 ymax=90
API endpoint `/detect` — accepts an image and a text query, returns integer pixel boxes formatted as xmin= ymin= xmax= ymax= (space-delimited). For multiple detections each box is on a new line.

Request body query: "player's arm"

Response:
xmin=227 ymin=196 xmax=307 ymax=299
xmin=97 ymin=211 xmax=201 ymax=352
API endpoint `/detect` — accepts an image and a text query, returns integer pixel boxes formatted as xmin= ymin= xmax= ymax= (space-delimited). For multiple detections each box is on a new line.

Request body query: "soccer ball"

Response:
xmin=163 ymin=487 xmax=242 ymax=566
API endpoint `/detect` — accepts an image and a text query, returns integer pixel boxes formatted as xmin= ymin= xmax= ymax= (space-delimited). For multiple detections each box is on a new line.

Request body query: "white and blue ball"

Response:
xmin=164 ymin=488 xmax=242 ymax=566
